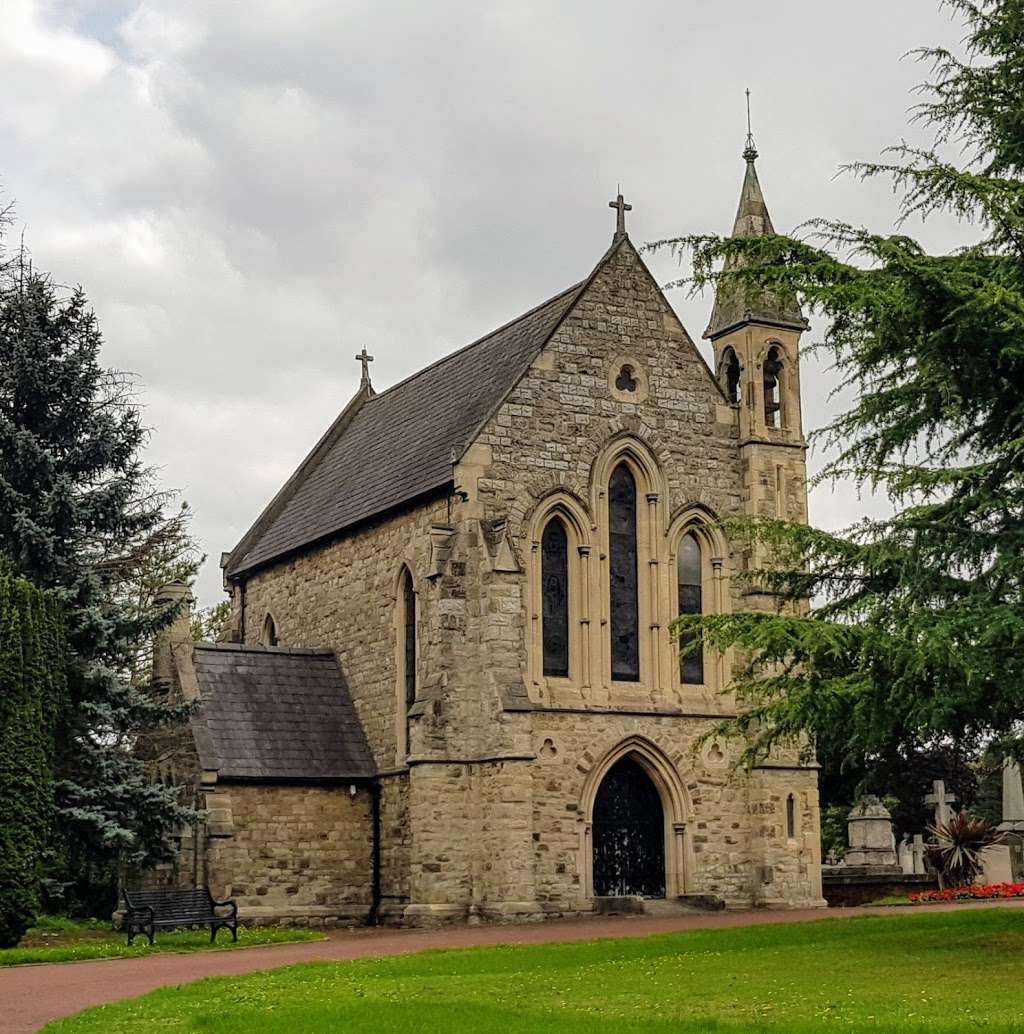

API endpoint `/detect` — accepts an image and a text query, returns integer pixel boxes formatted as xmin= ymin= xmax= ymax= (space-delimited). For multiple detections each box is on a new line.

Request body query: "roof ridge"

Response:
xmin=365 ymin=279 xmax=585 ymax=405
xmin=450 ymin=236 xmax=629 ymax=467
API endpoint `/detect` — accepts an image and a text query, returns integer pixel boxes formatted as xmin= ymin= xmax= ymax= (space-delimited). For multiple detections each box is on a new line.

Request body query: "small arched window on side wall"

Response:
xmin=786 ymin=793 xmax=797 ymax=839
xmin=677 ymin=533 xmax=704 ymax=685
xmin=399 ymin=567 xmax=417 ymax=750
xmin=609 ymin=463 xmax=640 ymax=682
xmin=763 ymin=346 xmax=784 ymax=428
xmin=541 ymin=517 xmax=570 ymax=678
xmin=722 ymin=347 xmax=741 ymax=405
xmin=260 ymin=613 xmax=278 ymax=647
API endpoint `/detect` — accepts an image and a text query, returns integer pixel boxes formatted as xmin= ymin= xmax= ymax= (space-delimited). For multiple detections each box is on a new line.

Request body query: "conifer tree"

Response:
xmin=651 ymin=0 xmax=1024 ymax=767
xmin=0 ymin=216 xmax=199 ymax=914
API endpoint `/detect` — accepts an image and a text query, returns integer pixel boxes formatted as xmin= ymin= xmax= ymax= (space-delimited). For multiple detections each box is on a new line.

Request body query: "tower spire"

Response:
xmin=704 ymin=100 xmax=807 ymax=341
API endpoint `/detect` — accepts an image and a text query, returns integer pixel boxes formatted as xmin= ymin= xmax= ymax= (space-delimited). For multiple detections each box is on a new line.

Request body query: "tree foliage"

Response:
xmin=651 ymin=0 xmax=1024 ymax=769
xmin=0 ymin=215 xmax=201 ymax=915
xmin=0 ymin=565 xmax=66 ymax=946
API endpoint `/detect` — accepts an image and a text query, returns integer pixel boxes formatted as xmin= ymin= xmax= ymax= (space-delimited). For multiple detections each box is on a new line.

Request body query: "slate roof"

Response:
xmin=705 ymin=148 xmax=807 ymax=340
xmin=189 ymin=644 xmax=375 ymax=782
xmin=227 ymin=278 xmax=587 ymax=577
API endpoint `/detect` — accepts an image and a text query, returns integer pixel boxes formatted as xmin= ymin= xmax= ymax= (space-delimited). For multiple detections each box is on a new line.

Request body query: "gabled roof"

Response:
xmin=226 ymin=275 xmax=589 ymax=578
xmin=705 ymin=147 xmax=807 ymax=341
xmin=189 ymin=644 xmax=374 ymax=782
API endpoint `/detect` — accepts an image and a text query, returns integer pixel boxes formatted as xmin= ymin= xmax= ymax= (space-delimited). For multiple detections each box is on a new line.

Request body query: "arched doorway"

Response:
xmin=592 ymin=757 xmax=666 ymax=898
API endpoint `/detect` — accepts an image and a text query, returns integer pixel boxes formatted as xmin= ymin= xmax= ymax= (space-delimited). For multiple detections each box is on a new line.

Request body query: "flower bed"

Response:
xmin=910 ymin=881 xmax=1024 ymax=904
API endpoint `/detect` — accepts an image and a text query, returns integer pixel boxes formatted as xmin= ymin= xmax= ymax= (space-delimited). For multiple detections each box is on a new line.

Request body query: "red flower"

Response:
xmin=909 ymin=881 xmax=1024 ymax=904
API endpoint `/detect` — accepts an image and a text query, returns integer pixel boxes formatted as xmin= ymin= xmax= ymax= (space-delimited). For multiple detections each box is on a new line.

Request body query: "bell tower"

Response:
xmin=705 ymin=127 xmax=810 ymax=529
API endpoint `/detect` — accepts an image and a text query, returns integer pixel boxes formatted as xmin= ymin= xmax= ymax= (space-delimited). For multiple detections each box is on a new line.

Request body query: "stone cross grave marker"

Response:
xmin=924 ymin=780 xmax=957 ymax=828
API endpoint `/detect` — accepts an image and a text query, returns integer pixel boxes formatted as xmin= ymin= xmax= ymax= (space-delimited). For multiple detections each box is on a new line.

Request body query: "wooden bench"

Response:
xmin=123 ymin=887 xmax=238 ymax=945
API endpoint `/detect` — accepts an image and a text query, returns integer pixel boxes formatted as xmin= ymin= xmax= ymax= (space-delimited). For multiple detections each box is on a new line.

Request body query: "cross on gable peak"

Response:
xmin=609 ymin=191 xmax=632 ymax=240
xmin=355 ymin=347 xmax=375 ymax=390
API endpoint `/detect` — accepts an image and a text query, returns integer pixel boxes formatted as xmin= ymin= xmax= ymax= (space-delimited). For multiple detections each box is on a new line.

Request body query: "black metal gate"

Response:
xmin=592 ymin=757 xmax=666 ymax=898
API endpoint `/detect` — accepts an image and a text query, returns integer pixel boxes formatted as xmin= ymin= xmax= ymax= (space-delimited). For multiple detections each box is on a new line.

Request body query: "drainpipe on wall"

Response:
xmin=367 ymin=780 xmax=382 ymax=926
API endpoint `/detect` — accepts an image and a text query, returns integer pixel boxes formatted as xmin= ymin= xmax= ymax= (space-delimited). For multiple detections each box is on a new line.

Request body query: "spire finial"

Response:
xmin=355 ymin=347 xmax=374 ymax=390
xmin=743 ymin=88 xmax=758 ymax=163
xmin=608 ymin=190 xmax=632 ymax=240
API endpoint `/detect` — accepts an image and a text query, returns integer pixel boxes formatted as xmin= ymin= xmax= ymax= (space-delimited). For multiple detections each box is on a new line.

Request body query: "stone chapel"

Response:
xmin=156 ymin=139 xmax=827 ymax=925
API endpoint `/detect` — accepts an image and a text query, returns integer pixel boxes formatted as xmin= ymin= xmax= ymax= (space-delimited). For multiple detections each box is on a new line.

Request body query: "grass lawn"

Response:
xmin=45 ymin=909 xmax=1024 ymax=1033
xmin=2 ymin=915 xmax=319 ymax=966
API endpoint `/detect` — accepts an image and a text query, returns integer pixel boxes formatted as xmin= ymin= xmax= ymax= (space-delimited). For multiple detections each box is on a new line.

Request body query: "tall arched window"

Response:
xmin=400 ymin=567 xmax=417 ymax=746
xmin=260 ymin=613 xmax=278 ymax=647
xmin=677 ymin=533 xmax=704 ymax=685
xmin=609 ymin=464 xmax=640 ymax=682
xmin=763 ymin=346 xmax=784 ymax=428
xmin=722 ymin=347 xmax=741 ymax=405
xmin=541 ymin=518 xmax=570 ymax=678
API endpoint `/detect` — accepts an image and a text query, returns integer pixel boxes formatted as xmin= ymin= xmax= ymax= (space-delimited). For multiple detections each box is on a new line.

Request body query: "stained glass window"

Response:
xmin=609 ymin=464 xmax=640 ymax=681
xmin=541 ymin=518 xmax=570 ymax=678
xmin=677 ymin=533 xmax=704 ymax=685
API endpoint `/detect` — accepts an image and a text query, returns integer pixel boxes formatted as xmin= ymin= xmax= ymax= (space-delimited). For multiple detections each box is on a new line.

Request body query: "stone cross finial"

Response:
xmin=355 ymin=347 xmax=374 ymax=389
xmin=608 ymin=191 xmax=632 ymax=239
xmin=925 ymin=779 xmax=957 ymax=828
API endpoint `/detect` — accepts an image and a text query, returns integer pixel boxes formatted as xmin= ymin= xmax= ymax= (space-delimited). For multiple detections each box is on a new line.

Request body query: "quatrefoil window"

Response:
xmin=615 ymin=364 xmax=638 ymax=393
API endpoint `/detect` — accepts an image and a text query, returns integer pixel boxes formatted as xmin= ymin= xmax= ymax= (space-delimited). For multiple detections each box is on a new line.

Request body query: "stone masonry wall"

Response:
xmin=202 ymin=784 xmax=373 ymax=925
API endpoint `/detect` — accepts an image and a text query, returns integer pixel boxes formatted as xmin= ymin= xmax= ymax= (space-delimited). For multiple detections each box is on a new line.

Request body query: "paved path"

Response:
xmin=4 ymin=899 xmax=1023 ymax=1033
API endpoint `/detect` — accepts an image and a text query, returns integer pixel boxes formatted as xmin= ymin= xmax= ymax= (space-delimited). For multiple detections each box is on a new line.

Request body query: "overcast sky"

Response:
xmin=3 ymin=1 xmax=970 ymax=605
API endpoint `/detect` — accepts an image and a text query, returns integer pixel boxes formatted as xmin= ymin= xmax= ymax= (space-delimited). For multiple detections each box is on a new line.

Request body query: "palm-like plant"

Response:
xmin=926 ymin=813 xmax=1005 ymax=889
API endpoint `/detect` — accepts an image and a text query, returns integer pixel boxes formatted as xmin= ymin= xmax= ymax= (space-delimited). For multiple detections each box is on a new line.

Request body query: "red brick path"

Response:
xmin=4 ymin=899 xmax=1022 ymax=1034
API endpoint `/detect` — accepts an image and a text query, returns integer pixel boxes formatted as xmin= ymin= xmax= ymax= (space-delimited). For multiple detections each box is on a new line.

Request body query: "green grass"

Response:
xmin=45 ymin=909 xmax=1024 ymax=1033
xmin=2 ymin=916 xmax=319 ymax=966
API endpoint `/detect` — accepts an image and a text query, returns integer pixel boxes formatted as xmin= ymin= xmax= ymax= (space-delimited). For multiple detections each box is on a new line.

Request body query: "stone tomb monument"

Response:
xmin=844 ymin=798 xmax=899 ymax=869
xmin=997 ymin=758 xmax=1024 ymax=881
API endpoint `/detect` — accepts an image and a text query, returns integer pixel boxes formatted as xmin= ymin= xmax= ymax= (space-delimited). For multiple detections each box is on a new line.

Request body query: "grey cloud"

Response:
xmin=3 ymin=0 xmax=965 ymax=603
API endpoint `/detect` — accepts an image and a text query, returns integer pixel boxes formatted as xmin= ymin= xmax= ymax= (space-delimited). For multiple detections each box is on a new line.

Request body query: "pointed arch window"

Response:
xmin=722 ymin=347 xmax=741 ymax=405
xmin=399 ymin=567 xmax=417 ymax=749
xmin=609 ymin=464 xmax=640 ymax=682
xmin=677 ymin=533 xmax=704 ymax=685
xmin=541 ymin=518 xmax=570 ymax=678
xmin=260 ymin=613 xmax=278 ymax=647
xmin=763 ymin=346 xmax=784 ymax=428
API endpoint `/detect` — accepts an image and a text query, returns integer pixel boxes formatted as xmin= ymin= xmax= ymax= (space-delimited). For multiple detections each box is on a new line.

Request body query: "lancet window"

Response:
xmin=609 ymin=464 xmax=640 ymax=682
xmin=677 ymin=532 xmax=704 ymax=685
xmin=541 ymin=518 xmax=570 ymax=678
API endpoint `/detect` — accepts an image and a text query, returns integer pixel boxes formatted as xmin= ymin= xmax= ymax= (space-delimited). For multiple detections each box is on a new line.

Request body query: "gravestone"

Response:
xmin=999 ymin=758 xmax=1024 ymax=881
xmin=924 ymin=780 xmax=957 ymax=829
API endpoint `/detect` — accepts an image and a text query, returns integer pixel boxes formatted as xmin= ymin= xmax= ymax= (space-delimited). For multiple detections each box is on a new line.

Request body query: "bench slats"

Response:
xmin=123 ymin=886 xmax=238 ymax=945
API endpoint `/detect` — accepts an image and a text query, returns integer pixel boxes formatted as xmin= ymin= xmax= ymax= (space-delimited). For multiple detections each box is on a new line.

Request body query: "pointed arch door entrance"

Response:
xmin=592 ymin=757 xmax=666 ymax=898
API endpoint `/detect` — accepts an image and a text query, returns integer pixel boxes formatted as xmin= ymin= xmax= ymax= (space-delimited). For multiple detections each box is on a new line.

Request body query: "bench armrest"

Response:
xmin=124 ymin=904 xmax=155 ymax=923
xmin=211 ymin=897 xmax=237 ymax=919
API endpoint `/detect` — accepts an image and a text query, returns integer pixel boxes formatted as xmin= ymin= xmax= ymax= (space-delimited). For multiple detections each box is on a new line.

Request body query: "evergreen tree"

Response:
xmin=0 ymin=565 xmax=66 ymax=946
xmin=651 ymin=0 xmax=1024 ymax=769
xmin=0 ymin=221 xmax=200 ymax=915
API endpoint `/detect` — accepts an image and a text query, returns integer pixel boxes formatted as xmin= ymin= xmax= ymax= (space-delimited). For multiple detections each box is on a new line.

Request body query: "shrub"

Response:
xmin=925 ymin=813 xmax=1004 ymax=889
xmin=0 ymin=567 xmax=66 ymax=947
